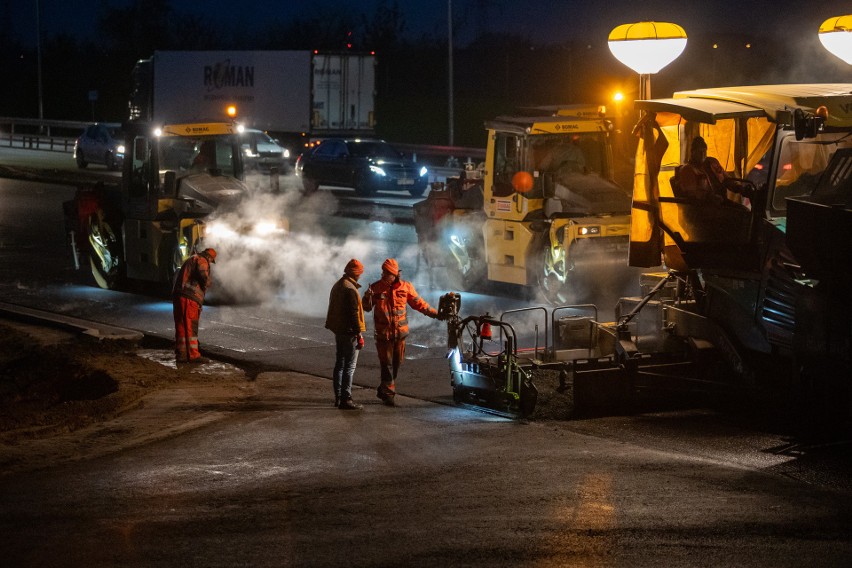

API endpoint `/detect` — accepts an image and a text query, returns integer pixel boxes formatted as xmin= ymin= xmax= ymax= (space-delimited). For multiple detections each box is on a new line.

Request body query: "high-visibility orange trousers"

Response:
xmin=375 ymin=337 xmax=406 ymax=398
xmin=173 ymin=297 xmax=201 ymax=362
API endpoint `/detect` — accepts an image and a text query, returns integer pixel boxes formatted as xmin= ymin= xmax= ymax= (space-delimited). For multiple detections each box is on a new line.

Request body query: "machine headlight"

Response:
xmin=282 ymin=149 xmax=291 ymax=158
xmin=116 ymin=144 xmax=126 ymax=155
xmin=419 ymin=166 xmax=428 ymax=177
xmin=579 ymin=226 xmax=601 ymax=236
xmin=369 ymin=165 xmax=387 ymax=176
xmin=205 ymin=221 xmax=237 ymax=239
xmin=243 ymin=148 xmax=257 ymax=158
xmin=252 ymin=220 xmax=286 ymax=236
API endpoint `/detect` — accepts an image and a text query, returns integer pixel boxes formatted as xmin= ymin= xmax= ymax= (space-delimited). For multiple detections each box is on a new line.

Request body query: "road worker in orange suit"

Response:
xmin=362 ymin=258 xmax=441 ymax=406
xmin=172 ymin=248 xmax=216 ymax=364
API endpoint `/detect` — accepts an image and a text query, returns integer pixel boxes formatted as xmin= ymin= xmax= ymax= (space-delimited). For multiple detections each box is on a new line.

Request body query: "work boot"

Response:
xmin=382 ymin=395 xmax=396 ymax=407
xmin=338 ymin=398 xmax=363 ymax=410
xmin=188 ymin=356 xmax=211 ymax=364
xmin=334 ymin=396 xmax=340 ymax=408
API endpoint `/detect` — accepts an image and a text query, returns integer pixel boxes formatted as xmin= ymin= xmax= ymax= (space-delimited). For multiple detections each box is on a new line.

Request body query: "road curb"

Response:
xmin=0 ymin=302 xmax=144 ymax=342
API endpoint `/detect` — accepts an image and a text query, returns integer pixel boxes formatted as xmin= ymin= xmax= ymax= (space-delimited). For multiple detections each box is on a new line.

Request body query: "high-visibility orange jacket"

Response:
xmin=172 ymin=254 xmax=213 ymax=306
xmin=363 ymin=277 xmax=437 ymax=341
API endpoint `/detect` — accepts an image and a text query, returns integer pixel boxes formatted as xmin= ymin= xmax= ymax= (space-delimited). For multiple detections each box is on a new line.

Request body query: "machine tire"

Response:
xmin=87 ymin=211 xmax=123 ymax=290
xmin=76 ymin=152 xmax=88 ymax=169
xmin=446 ymin=236 xmax=485 ymax=291
xmin=537 ymin=244 xmax=575 ymax=305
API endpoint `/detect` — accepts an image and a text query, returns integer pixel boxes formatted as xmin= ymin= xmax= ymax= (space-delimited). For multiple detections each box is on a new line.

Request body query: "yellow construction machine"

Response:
xmin=415 ymin=105 xmax=637 ymax=304
xmin=441 ymin=85 xmax=852 ymax=425
xmin=65 ymin=117 xmax=287 ymax=291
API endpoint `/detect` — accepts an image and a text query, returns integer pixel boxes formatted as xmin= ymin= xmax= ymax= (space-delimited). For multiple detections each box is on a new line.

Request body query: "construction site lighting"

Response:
xmin=819 ymin=15 xmax=852 ymax=65
xmin=608 ymin=22 xmax=687 ymax=75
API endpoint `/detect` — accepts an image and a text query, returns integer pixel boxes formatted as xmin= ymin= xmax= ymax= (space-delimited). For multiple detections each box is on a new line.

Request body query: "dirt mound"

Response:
xmin=0 ymin=322 xmax=182 ymax=437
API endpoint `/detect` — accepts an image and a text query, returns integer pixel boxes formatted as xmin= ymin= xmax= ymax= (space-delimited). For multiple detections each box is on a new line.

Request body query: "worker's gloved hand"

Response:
xmin=356 ymin=334 xmax=365 ymax=350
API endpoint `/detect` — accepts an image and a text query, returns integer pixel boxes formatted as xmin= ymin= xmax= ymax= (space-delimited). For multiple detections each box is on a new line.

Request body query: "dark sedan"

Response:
xmin=295 ymin=138 xmax=429 ymax=197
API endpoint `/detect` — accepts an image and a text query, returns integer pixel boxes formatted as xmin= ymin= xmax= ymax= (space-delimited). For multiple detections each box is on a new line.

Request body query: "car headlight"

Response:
xmin=116 ymin=144 xmax=126 ymax=155
xmin=369 ymin=165 xmax=386 ymax=176
xmin=282 ymin=149 xmax=290 ymax=159
xmin=243 ymin=148 xmax=257 ymax=158
xmin=419 ymin=166 xmax=428 ymax=177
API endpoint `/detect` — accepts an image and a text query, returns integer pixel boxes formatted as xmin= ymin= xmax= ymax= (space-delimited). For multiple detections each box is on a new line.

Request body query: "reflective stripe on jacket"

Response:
xmin=171 ymin=254 xmax=212 ymax=306
xmin=362 ymin=278 xmax=437 ymax=341
xmin=325 ymin=275 xmax=366 ymax=335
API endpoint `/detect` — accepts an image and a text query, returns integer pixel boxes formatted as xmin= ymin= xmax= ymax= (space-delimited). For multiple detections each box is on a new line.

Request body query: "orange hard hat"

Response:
xmin=381 ymin=258 xmax=399 ymax=276
xmin=202 ymin=248 xmax=217 ymax=263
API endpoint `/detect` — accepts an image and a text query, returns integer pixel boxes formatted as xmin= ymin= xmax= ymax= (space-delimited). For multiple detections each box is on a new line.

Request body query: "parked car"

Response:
xmin=240 ymin=129 xmax=291 ymax=173
xmin=73 ymin=123 xmax=125 ymax=170
xmin=295 ymin=138 xmax=429 ymax=197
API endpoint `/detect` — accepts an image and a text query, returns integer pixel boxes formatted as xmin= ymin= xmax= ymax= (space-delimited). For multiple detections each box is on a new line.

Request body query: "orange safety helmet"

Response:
xmin=202 ymin=248 xmax=217 ymax=263
xmin=381 ymin=258 xmax=400 ymax=276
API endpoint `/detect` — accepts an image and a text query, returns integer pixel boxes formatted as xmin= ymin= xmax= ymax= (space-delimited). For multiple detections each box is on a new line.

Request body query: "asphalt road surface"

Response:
xmin=1 ymin=147 xmax=851 ymax=566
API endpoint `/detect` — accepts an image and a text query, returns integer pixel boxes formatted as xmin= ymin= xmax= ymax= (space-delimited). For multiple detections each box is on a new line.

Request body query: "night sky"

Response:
xmin=7 ymin=0 xmax=852 ymax=49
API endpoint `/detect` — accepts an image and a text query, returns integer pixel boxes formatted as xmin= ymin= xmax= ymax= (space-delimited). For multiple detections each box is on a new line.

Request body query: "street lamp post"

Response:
xmin=819 ymin=15 xmax=852 ymax=65
xmin=35 ymin=0 xmax=44 ymax=129
xmin=608 ymin=22 xmax=687 ymax=102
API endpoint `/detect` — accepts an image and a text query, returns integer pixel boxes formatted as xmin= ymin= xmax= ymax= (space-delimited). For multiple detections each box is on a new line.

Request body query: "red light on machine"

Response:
xmin=480 ymin=321 xmax=492 ymax=341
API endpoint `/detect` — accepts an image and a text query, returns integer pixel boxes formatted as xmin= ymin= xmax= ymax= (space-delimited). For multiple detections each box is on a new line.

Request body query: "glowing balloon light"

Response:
xmin=608 ymin=22 xmax=688 ymax=74
xmin=819 ymin=15 xmax=852 ymax=65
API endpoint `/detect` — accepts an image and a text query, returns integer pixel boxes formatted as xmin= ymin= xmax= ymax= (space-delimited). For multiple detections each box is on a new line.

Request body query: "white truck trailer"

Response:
xmin=129 ymin=51 xmax=376 ymax=140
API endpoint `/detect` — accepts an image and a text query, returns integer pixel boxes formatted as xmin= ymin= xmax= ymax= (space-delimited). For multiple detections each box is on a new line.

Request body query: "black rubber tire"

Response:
xmin=87 ymin=212 xmax=122 ymax=290
xmin=537 ymin=245 xmax=574 ymax=305
xmin=408 ymin=184 xmax=427 ymax=197
xmin=353 ymin=173 xmax=374 ymax=197
xmin=301 ymin=177 xmax=319 ymax=194
xmin=76 ymin=153 xmax=88 ymax=169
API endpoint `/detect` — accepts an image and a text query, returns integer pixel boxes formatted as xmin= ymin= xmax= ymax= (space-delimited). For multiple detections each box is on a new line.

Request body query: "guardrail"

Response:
xmin=0 ymin=116 xmax=94 ymax=153
xmin=0 ymin=116 xmax=488 ymax=168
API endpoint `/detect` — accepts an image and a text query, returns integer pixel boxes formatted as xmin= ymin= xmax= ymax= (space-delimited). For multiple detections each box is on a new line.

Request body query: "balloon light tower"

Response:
xmin=819 ymin=15 xmax=852 ymax=65
xmin=608 ymin=22 xmax=688 ymax=100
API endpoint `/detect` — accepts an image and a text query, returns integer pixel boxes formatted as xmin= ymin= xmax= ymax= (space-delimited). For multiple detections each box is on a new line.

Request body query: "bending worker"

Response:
xmin=325 ymin=258 xmax=367 ymax=410
xmin=362 ymin=258 xmax=441 ymax=406
xmin=172 ymin=248 xmax=216 ymax=364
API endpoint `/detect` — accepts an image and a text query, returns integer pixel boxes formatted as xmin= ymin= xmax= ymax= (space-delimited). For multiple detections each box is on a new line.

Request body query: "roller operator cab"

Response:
xmin=65 ymin=119 xmax=288 ymax=291
xmin=628 ymin=84 xmax=852 ymax=423
xmin=415 ymin=105 xmax=637 ymax=303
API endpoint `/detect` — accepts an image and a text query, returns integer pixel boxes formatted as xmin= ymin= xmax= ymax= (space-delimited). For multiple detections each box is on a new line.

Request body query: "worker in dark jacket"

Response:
xmin=325 ymin=259 xmax=367 ymax=410
xmin=172 ymin=248 xmax=216 ymax=364
xmin=363 ymin=258 xmax=440 ymax=406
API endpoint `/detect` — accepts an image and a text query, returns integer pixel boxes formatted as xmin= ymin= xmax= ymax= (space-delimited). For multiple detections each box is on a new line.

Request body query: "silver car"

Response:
xmin=240 ymin=129 xmax=290 ymax=173
xmin=74 ymin=123 xmax=125 ymax=171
